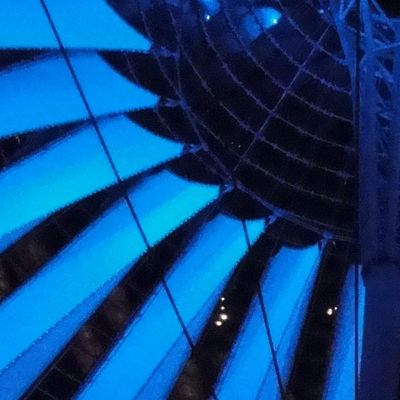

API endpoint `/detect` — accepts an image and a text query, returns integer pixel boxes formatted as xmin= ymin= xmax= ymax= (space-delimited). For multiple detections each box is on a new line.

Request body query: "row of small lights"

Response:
xmin=215 ymin=299 xmax=338 ymax=324
xmin=215 ymin=297 xmax=228 ymax=326
xmin=326 ymin=306 xmax=338 ymax=316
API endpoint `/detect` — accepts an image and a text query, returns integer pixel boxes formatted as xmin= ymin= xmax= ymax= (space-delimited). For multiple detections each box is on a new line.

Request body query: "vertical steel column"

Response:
xmin=360 ymin=263 xmax=400 ymax=400
xmin=328 ymin=0 xmax=400 ymax=397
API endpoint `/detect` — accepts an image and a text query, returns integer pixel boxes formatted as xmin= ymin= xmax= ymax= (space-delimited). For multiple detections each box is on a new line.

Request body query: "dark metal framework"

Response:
xmin=329 ymin=1 xmax=400 ymax=398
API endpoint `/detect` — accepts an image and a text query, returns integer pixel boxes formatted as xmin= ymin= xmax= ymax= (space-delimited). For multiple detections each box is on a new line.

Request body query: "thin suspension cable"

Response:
xmin=241 ymin=220 xmax=287 ymax=399
xmin=39 ymin=0 xmax=211 ymax=383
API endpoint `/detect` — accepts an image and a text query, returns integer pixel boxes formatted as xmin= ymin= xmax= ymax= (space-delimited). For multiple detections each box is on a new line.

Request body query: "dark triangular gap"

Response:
xmin=101 ymin=51 xmax=177 ymax=99
xmin=219 ymin=188 xmax=271 ymax=220
xmin=0 ymin=49 xmax=49 ymax=71
xmin=0 ymin=178 xmax=135 ymax=303
xmin=267 ymin=217 xmax=321 ymax=248
xmin=287 ymin=240 xmax=353 ymax=400
xmin=169 ymin=232 xmax=280 ymax=400
xmin=106 ymin=0 xmax=146 ymax=36
xmin=167 ymin=150 xmax=225 ymax=185
xmin=0 ymin=120 xmax=84 ymax=170
xmin=128 ymin=104 xmax=200 ymax=144
xmin=23 ymin=204 xmax=218 ymax=400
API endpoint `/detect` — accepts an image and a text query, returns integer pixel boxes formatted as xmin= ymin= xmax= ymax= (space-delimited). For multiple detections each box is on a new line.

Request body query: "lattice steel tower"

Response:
xmin=328 ymin=0 xmax=400 ymax=398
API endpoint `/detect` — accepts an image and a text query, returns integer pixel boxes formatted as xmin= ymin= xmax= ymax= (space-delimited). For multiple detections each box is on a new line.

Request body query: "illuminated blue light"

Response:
xmin=259 ymin=245 xmax=320 ymax=353
xmin=0 ymin=168 xmax=218 ymax=390
xmin=216 ymin=298 xmax=276 ymax=400
xmin=129 ymin=171 xmax=219 ymax=246
xmin=0 ymin=125 xmax=115 ymax=238
xmin=257 ymin=245 xmax=322 ymax=398
xmin=166 ymin=216 xmax=264 ymax=339
xmin=69 ymin=52 xmax=158 ymax=117
xmin=0 ymin=53 xmax=158 ymax=138
xmin=0 ymin=218 xmax=43 ymax=253
xmin=216 ymin=244 xmax=321 ymax=399
xmin=245 ymin=219 xmax=266 ymax=244
xmin=324 ymin=266 xmax=365 ymax=400
xmin=78 ymin=286 xmax=187 ymax=400
xmin=135 ymin=334 xmax=189 ymax=400
xmin=241 ymin=7 xmax=282 ymax=41
xmin=199 ymin=0 xmax=220 ymax=16
xmin=45 ymin=0 xmax=151 ymax=51
xmin=100 ymin=116 xmax=183 ymax=180
xmin=0 ymin=56 xmax=88 ymax=137
xmin=0 ymin=270 xmax=126 ymax=400
xmin=0 ymin=200 xmax=146 ymax=383
xmin=0 ymin=0 xmax=57 ymax=49
xmin=0 ymin=118 xmax=182 ymax=238
xmin=78 ymin=216 xmax=264 ymax=400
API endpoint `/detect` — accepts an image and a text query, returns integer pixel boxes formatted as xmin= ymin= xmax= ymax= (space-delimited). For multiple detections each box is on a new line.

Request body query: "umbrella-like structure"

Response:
xmin=0 ymin=1 xmax=397 ymax=399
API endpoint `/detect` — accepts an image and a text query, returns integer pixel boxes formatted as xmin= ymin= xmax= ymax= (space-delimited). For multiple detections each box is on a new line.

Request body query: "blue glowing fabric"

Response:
xmin=0 ymin=269 xmax=126 ymax=400
xmin=0 ymin=53 xmax=157 ymax=138
xmin=0 ymin=172 xmax=219 ymax=397
xmin=0 ymin=0 xmax=150 ymax=52
xmin=78 ymin=286 xmax=186 ymax=400
xmin=216 ymin=244 xmax=321 ymax=400
xmin=78 ymin=215 xmax=264 ymax=400
xmin=100 ymin=116 xmax=183 ymax=180
xmin=129 ymin=171 xmax=220 ymax=246
xmin=257 ymin=245 xmax=322 ymax=399
xmin=69 ymin=52 xmax=158 ymax=117
xmin=0 ymin=218 xmax=43 ymax=254
xmin=323 ymin=266 xmax=365 ymax=400
xmin=0 ymin=56 xmax=87 ymax=137
xmin=0 ymin=0 xmax=57 ymax=49
xmin=217 ymin=297 xmax=278 ymax=400
xmin=0 ymin=126 xmax=114 ymax=238
xmin=44 ymin=0 xmax=151 ymax=51
xmin=0 ymin=200 xmax=146 ymax=398
xmin=0 ymin=120 xmax=182 ymax=238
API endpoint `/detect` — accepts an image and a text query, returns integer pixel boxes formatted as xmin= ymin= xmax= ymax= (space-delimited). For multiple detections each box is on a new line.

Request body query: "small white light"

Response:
xmin=221 ymin=297 xmax=225 ymax=301
xmin=272 ymin=18 xmax=278 ymax=25
xmin=220 ymin=313 xmax=228 ymax=320
xmin=215 ymin=320 xmax=222 ymax=326
xmin=220 ymin=306 xmax=225 ymax=311
xmin=334 ymin=306 xmax=338 ymax=311
xmin=326 ymin=308 xmax=333 ymax=316
xmin=205 ymin=14 xmax=211 ymax=21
